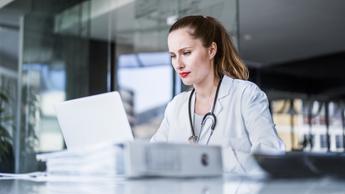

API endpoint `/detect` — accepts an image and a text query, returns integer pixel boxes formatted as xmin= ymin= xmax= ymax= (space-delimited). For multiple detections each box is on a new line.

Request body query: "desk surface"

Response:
xmin=1 ymin=175 xmax=344 ymax=194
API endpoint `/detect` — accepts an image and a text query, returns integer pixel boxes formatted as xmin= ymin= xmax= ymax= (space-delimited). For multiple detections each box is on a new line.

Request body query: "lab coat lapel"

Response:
xmin=214 ymin=76 xmax=232 ymax=116
xmin=199 ymin=76 xmax=233 ymax=141
xmin=183 ymin=90 xmax=195 ymax=140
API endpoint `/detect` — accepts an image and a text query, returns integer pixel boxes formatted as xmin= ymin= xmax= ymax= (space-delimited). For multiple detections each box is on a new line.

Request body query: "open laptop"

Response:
xmin=56 ymin=91 xmax=134 ymax=150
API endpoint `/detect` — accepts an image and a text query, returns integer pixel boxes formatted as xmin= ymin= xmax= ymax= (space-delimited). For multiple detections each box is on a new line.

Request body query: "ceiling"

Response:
xmin=1 ymin=0 xmax=344 ymax=66
xmin=239 ymin=0 xmax=345 ymax=66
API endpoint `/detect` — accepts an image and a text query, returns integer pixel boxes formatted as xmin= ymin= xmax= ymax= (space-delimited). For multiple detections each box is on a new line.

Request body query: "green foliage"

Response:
xmin=0 ymin=90 xmax=14 ymax=172
xmin=21 ymin=84 xmax=39 ymax=153
xmin=0 ymin=90 xmax=12 ymax=143
xmin=0 ymin=74 xmax=40 ymax=172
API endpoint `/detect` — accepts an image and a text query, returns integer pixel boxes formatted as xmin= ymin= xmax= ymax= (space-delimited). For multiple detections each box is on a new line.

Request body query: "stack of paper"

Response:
xmin=37 ymin=142 xmax=125 ymax=177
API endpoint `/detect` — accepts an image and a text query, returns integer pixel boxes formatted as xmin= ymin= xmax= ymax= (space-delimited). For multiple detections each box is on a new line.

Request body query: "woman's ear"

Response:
xmin=208 ymin=42 xmax=217 ymax=60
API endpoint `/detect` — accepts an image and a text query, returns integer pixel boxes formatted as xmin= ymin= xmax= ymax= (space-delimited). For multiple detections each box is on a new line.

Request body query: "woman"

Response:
xmin=151 ymin=15 xmax=284 ymax=174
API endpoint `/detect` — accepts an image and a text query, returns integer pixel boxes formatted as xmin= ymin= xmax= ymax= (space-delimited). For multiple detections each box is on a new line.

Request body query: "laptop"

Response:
xmin=56 ymin=91 xmax=134 ymax=150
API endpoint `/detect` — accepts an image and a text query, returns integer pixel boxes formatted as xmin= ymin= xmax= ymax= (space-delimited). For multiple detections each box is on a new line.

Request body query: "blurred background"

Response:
xmin=0 ymin=0 xmax=344 ymax=173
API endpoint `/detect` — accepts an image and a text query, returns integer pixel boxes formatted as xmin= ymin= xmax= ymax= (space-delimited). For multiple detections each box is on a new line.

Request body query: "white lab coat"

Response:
xmin=151 ymin=76 xmax=285 ymax=175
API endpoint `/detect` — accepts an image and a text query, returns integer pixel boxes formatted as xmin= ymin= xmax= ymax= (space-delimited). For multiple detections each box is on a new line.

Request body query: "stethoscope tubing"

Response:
xmin=188 ymin=76 xmax=223 ymax=144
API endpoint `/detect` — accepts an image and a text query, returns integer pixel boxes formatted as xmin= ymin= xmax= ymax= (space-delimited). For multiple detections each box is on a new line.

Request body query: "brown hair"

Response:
xmin=169 ymin=15 xmax=249 ymax=80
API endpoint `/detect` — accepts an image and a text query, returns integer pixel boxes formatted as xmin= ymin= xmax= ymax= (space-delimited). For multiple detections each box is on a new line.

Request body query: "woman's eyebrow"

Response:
xmin=169 ymin=46 xmax=193 ymax=54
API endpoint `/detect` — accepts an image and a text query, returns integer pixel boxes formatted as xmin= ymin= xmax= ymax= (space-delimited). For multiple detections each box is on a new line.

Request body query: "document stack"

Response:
xmin=37 ymin=141 xmax=223 ymax=178
xmin=37 ymin=142 xmax=125 ymax=177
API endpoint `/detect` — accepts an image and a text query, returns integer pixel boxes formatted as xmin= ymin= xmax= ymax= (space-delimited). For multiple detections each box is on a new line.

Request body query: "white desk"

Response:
xmin=1 ymin=175 xmax=344 ymax=194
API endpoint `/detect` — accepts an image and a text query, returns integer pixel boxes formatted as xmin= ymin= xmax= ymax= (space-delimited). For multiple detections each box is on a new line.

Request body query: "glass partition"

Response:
xmin=18 ymin=0 xmax=91 ymax=172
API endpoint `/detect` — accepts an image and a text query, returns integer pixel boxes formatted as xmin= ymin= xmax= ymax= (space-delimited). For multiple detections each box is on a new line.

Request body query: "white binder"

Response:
xmin=123 ymin=141 xmax=223 ymax=177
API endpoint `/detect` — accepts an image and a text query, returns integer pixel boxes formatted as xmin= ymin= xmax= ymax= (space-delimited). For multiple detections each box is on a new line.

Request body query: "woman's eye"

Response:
xmin=183 ymin=51 xmax=191 ymax=56
xmin=170 ymin=55 xmax=176 ymax=59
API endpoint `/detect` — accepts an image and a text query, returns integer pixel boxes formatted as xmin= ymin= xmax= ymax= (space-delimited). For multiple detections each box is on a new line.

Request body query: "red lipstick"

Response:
xmin=179 ymin=72 xmax=190 ymax=78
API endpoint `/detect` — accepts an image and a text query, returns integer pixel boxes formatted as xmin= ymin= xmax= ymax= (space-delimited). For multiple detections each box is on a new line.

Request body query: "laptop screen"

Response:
xmin=56 ymin=91 xmax=134 ymax=150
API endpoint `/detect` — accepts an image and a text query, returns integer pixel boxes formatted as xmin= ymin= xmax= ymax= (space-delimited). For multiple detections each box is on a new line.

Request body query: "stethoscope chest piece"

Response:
xmin=188 ymin=135 xmax=199 ymax=144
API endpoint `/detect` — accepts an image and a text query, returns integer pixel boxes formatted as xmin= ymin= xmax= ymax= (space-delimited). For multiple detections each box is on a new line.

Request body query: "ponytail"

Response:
xmin=216 ymin=24 xmax=249 ymax=80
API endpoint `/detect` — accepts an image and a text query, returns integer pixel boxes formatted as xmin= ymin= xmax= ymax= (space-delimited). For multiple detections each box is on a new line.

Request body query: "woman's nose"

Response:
xmin=175 ymin=57 xmax=184 ymax=70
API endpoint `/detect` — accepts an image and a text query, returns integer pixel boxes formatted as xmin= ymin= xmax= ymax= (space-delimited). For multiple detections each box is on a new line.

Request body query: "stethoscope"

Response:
xmin=188 ymin=76 xmax=223 ymax=144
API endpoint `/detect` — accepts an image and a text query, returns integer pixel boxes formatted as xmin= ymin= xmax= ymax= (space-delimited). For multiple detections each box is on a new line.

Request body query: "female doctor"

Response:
xmin=150 ymin=15 xmax=285 ymax=174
